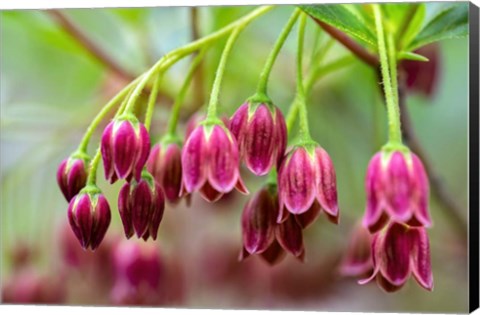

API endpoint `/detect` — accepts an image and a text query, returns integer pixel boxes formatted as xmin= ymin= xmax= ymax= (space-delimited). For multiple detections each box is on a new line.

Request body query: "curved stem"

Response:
xmin=167 ymin=49 xmax=206 ymax=136
xmin=253 ymin=8 xmax=301 ymax=99
xmin=145 ymin=73 xmax=162 ymax=131
xmin=123 ymin=5 xmax=274 ymax=117
xmin=206 ymin=27 xmax=243 ymax=121
xmin=373 ymin=4 xmax=402 ymax=145
xmin=86 ymin=148 xmax=102 ymax=186
xmin=295 ymin=13 xmax=311 ymax=143
xmin=77 ymin=77 xmax=140 ymax=153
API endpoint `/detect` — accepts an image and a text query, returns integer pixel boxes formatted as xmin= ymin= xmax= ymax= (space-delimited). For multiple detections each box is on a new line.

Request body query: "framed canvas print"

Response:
xmin=1 ymin=1 xmax=479 ymax=314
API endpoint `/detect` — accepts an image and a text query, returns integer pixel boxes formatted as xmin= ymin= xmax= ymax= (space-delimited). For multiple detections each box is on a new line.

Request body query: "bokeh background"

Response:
xmin=0 ymin=4 xmax=469 ymax=313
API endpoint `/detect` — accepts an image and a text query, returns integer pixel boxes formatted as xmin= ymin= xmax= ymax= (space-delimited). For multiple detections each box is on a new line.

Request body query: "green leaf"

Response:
xmin=399 ymin=4 xmax=426 ymax=50
xmin=298 ymin=4 xmax=377 ymax=48
xmin=408 ymin=3 xmax=468 ymax=51
xmin=398 ymin=51 xmax=429 ymax=62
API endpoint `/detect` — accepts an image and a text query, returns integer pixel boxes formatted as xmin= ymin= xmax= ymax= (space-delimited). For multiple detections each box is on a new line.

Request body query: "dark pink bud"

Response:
xmin=182 ymin=124 xmax=248 ymax=202
xmin=147 ymin=142 xmax=183 ymax=203
xmin=57 ymin=156 xmax=89 ymax=202
xmin=363 ymin=150 xmax=432 ymax=233
xmin=339 ymin=222 xmax=373 ymax=277
xmin=276 ymin=213 xmax=305 ymax=261
xmin=229 ymin=102 xmax=287 ymax=176
xmin=401 ymin=43 xmax=440 ymax=98
xmin=359 ymin=222 xmax=433 ymax=292
xmin=101 ymin=118 xmax=150 ymax=183
xmin=241 ymin=185 xmax=277 ymax=255
xmin=118 ymin=174 xmax=165 ymax=240
xmin=278 ymin=145 xmax=339 ymax=226
xmin=67 ymin=190 xmax=111 ymax=250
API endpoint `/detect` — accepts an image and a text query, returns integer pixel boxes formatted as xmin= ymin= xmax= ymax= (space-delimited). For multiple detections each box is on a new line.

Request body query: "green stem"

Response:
xmin=373 ymin=4 xmax=402 ymax=145
xmin=77 ymin=77 xmax=140 ymax=153
xmin=295 ymin=13 xmax=311 ymax=143
xmin=206 ymin=27 xmax=243 ymax=122
xmin=123 ymin=5 xmax=274 ymax=117
xmin=145 ymin=73 xmax=162 ymax=131
xmin=253 ymin=8 xmax=300 ymax=100
xmin=167 ymin=49 xmax=206 ymax=136
xmin=266 ymin=168 xmax=278 ymax=186
xmin=86 ymin=147 xmax=102 ymax=186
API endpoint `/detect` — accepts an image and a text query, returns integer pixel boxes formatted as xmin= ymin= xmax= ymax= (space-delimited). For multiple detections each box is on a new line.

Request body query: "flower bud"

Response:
xmin=57 ymin=156 xmax=89 ymax=202
xmin=229 ymin=102 xmax=287 ymax=176
xmin=363 ymin=150 xmax=432 ymax=233
xmin=182 ymin=123 xmax=248 ymax=202
xmin=147 ymin=142 xmax=183 ymax=203
xmin=118 ymin=173 xmax=165 ymax=240
xmin=339 ymin=222 xmax=373 ymax=278
xmin=101 ymin=117 xmax=150 ymax=183
xmin=67 ymin=190 xmax=111 ymax=250
xmin=359 ymin=222 xmax=433 ymax=292
xmin=278 ymin=145 xmax=339 ymax=226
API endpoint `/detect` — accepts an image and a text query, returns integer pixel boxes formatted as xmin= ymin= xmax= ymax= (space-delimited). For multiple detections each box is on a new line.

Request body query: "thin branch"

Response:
xmin=47 ymin=10 xmax=134 ymax=83
xmin=308 ymin=15 xmax=379 ymax=67
xmin=190 ymin=7 xmax=206 ymax=109
xmin=398 ymin=79 xmax=468 ymax=241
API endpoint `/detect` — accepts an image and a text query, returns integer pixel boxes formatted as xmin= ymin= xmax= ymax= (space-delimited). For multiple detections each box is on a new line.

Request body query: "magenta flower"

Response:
xmin=240 ymin=185 xmax=305 ymax=264
xmin=359 ymin=222 xmax=433 ymax=292
xmin=181 ymin=124 xmax=248 ymax=202
xmin=57 ymin=156 xmax=89 ymax=202
xmin=229 ymin=102 xmax=287 ymax=176
xmin=67 ymin=190 xmax=111 ymax=250
xmin=278 ymin=145 xmax=339 ymax=225
xmin=101 ymin=118 xmax=150 ymax=184
xmin=363 ymin=150 xmax=432 ymax=233
xmin=339 ymin=221 xmax=373 ymax=278
xmin=118 ymin=174 xmax=165 ymax=241
xmin=147 ymin=142 xmax=183 ymax=204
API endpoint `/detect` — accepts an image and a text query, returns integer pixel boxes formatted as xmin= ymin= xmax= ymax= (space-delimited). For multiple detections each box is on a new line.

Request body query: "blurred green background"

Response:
xmin=0 ymin=4 xmax=469 ymax=312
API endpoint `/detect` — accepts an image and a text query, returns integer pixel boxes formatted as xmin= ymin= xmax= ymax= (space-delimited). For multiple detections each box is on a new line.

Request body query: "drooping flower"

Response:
xmin=67 ymin=189 xmax=111 ymax=250
xmin=57 ymin=156 xmax=89 ymax=202
xmin=181 ymin=123 xmax=248 ymax=202
xmin=363 ymin=150 xmax=432 ymax=233
xmin=278 ymin=145 xmax=339 ymax=225
xmin=229 ymin=102 xmax=287 ymax=176
xmin=240 ymin=184 xmax=304 ymax=264
xmin=339 ymin=221 xmax=373 ymax=278
xmin=101 ymin=117 xmax=150 ymax=184
xmin=359 ymin=222 xmax=433 ymax=292
xmin=118 ymin=173 xmax=165 ymax=241
xmin=147 ymin=142 xmax=183 ymax=204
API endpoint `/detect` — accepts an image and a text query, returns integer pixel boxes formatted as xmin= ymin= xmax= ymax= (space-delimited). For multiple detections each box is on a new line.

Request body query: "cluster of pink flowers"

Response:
xmin=340 ymin=150 xmax=434 ymax=292
xmin=57 ymin=88 xmax=433 ymax=295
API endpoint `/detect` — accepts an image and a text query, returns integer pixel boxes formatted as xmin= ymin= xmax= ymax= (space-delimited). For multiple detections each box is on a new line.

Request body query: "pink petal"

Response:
xmin=363 ymin=153 xmax=386 ymax=233
xmin=385 ymin=152 xmax=412 ymax=222
xmin=314 ymin=147 xmax=339 ymax=220
xmin=278 ymin=148 xmax=316 ymax=214
xmin=410 ymin=153 xmax=432 ymax=227
xmin=207 ymin=126 xmax=239 ymax=193
xmin=113 ymin=121 xmax=137 ymax=179
xmin=409 ymin=227 xmax=434 ymax=291
xmin=182 ymin=126 xmax=207 ymax=192
xmin=379 ymin=223 xmax=411 ymax=287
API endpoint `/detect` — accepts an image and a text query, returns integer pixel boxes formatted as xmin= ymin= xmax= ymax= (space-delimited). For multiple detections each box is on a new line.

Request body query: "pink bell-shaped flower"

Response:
xmin=101 ymin=117 xmax=150 ymax=183
xmin=67 ymin=189 xmax=111 ymax=250
xmin=181 ymin=123 xmax=248 ymax=202
xmin=359 ymin=222 xmax=433 ymax=292
xmin=118 ymin=173 xmax=165 ymax=241
xmin=240 ymin=184 xmax=305 ymax=264
xmin=278 ymin=145 xmax=339 ymax=225
xmin=229 ymin=102 xmax=287 ymax=176
xmin=363 ymin=150 xmax=432 ymax=233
